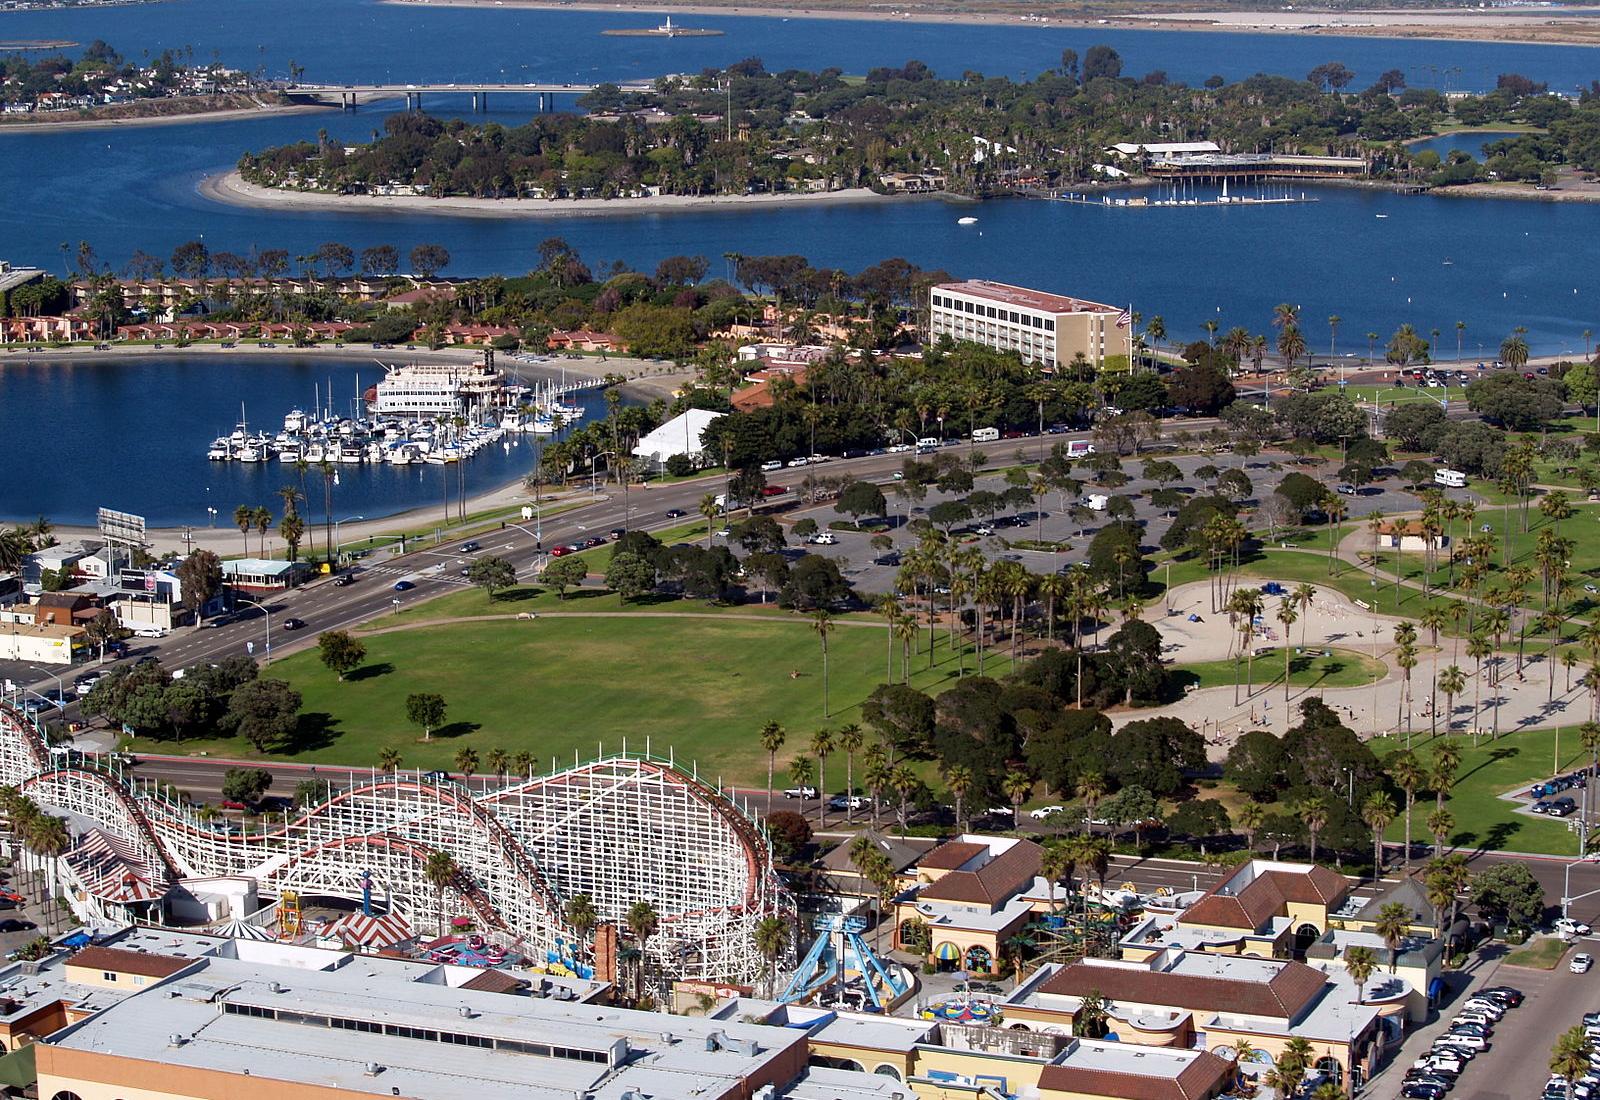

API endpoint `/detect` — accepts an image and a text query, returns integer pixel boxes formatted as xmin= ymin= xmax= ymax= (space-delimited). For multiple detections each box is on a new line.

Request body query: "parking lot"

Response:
xmin=766 ymin=450 xmax=1452 ymax=597
xmin=1367 ymin=942 xmax=1600 ymax=1100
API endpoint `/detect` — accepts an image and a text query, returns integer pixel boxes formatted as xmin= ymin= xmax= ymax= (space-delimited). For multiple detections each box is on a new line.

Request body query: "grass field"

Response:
xmin=1370 ymin=726 xmax=1593 ymax=856
xmin=140 ymin=612 xmax=1011 ymax=785
xmin=1505 ymin=936 xmax=1570 ymax=970
xmin=1173 ymin=648 xmax=1385 ymax=693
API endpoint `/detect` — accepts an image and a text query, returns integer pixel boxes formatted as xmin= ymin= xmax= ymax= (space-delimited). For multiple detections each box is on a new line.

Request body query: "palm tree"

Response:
xmin=1298 ymin=796 xmax=1329 ymax=861
xmin=1374 ymin=900 xmax=1411 ymax=973
xmin=24 ymin=813 xmax=68 ymax=934
xmin=254 ymin=505 xmax=273 ymax=557
xmin=944 ymin=763 xmax=974 ymax=832
xmin=1428 ymin=807 xmax=1455 ymax=856
xmin=378 ymin=746 xmax=403 ymax=772
xmin=790 ymin=755 xmax=815 ymax=805
xmin=1004 ymin=770 xmax=1034 ymax=823
xmin=1236 ymin=801 xmax=1265 ymax=852
xmin=863 ymin=751 xmax=892 ymax=829
xmin=1040 ymin=839 xmax=1075 ymax=913
xmin=811 ymin=609 xmax=835 ymax=718
xmin=423 ymin=850 xmax=458 ymax=936
xmin=754 ymin=915 xmax=789 ymax=998
xmin=891 ymin=763 xmax=918 ymax=838
xmin=1438 ymin=664 xmax=1466 ymax=735
xmin=233 ymin=504 xmax=253 ymax=556
xmin=1387 ymin=750 xmax=1424 ymax=867
xmin=1362 ymin=791 xmax=1396 ymax=873
xmin=810 ymin=727 xmax=834 ymax=827
xmin=1466 ymin=634 xmax=1492 ymax=742
xmin=486 ymin=748 xmax=509 ymax=781
xmin=566 ymin=892 xmax=598 ymax=961
xmin=626 ymin=900 xmax=660 ymax=1000
xmin=698 ymin=492 xmax=720 ymax=548
xmin=1076 ymin=772 xmax=1107 ymax=835
xmin=1431 ymin=741 xmax=1462 ymax=815
xmin=1343 ymin=944 xmax=1378 ymax=1004
xmin=1552 ymin=1026 xmax=1595 ymax=1100
xmin=759 ymin=721 xmax=786 ymax=810
xmin=1276 ymin=598 xmax=1299 ymax=701
xmin=454 ymin=746 xmax=479 ymax=778
xmin=837 ymin=723 xmax=864 ymax=823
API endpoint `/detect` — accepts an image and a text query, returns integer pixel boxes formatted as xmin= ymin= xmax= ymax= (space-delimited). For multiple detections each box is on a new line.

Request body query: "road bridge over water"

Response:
xmin=287 ymin=80 xmax=656 ymax=112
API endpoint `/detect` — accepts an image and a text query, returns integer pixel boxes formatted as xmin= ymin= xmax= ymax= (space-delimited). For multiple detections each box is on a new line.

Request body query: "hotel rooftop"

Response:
xmin=933 ymin=280 xmax=1119 ymax=316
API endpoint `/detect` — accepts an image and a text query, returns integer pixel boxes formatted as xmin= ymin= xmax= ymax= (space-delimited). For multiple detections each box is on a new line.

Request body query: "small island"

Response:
xmin=602 ymin=16 xmax=723 ymax=36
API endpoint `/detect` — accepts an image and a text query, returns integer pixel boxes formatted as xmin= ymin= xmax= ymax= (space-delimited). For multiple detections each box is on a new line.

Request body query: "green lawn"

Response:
xmin=1341 ymin=383 xmax=1466 ymax=406
xmin=367 ymin=581 xmax=824 ymax=627
xmin=1370 ymin=726 xmax=1593 ymax=856
xmin=138 ymin=613 xmax=1011 ymax=784
xmin=1505 ymin=936 xmax=1570 ymax=970
xmin=1173 ymin=648 xmax=1385 ymax=692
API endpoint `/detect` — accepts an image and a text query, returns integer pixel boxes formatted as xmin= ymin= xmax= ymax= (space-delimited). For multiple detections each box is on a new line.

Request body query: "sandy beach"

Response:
xmin=382 ymin=0 xmax=1600 ymax=44
xmin=200 ymin=169 xmax=898 ymax=220
xmin=0 ymin=101 xmax=334 ymax=136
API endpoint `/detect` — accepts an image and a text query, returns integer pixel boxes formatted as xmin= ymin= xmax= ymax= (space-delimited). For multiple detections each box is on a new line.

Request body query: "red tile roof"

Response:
xmin=918 ymin=841 xmax=988 ymax=871
xmin=67 ymin=946 xmax=192 ymax=980
xmin=1038 ymin=959 xmax=1327 ymax=1020
xmin=917 ymin=840 xmax=1042 ymax=905
xmin=1180 ymin=866 xmax=1349 ymax=931
xmin=1039 ymin=1049 xmax=1233 ymax=1100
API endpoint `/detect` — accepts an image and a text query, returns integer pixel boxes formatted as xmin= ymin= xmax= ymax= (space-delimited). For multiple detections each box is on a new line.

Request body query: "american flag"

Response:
xmin=1115 ymin=308 xmax=1133 ymax=329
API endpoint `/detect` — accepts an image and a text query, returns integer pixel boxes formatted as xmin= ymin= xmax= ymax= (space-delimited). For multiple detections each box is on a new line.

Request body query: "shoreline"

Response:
xmin=200 ymin=169 xmax=900 ymax=219
xmin=1 ymin=344 xmax=691 ymax=538
xmin=381 ymin=0 xmax=1600 ymax=45
xmin=0 ymin=100 xmax=333 ymax=135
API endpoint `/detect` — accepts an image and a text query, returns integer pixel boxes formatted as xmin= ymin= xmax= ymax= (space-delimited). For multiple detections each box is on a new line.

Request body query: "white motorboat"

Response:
xmin=207 ymin=438 xmax=230 ymax=460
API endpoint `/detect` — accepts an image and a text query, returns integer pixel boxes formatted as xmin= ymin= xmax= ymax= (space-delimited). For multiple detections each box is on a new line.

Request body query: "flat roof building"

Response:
xmin=929 ymin=280 xmax=1126 ymax=371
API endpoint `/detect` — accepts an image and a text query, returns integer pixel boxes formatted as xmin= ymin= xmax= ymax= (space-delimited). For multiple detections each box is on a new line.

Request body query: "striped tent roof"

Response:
xmin=65 ymin=828 xmax=165 ymax=905
xmin=212 ymin=918 xmax=274 ymax=942
xmin=327 ymin=911 xmax=415 ymax=948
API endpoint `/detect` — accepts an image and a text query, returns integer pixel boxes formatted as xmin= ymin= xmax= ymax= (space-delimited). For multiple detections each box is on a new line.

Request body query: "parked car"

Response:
xmin=1401 ymin=1081 xmax=1448 ymax=1099
xmin=1476 ymin=986 xmax=1523 ymax=1006
xmin=809 ymin=532 xmax=837 ymax=545
xmin=1575 ymin=953 xmax=1595 ymax=974
xmin=783 ymin=785 xmax=818 ymax=799
xmin=0 ymin=919 xmax=35 ymax=933
xmin=548 ymin=545 xmax=574 ymax=557
xmin=1029 ymin=805 xmax=1065 ymax=819
xmin=1558 ymin=918 xmax=1592 ymax=937
xmin=610 ymin=528 xmax=628 ymax=539
xmin=1437 ymin=1032 xmax=1487 ymax=1050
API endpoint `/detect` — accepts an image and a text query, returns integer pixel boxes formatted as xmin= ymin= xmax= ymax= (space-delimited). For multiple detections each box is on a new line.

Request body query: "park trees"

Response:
xmin=467 ymin=555 xmax=518 ymax=600
xmin=174 ymin=549 xmax=223 ymax=629
xmin=606 ymin=551 xmax=656 ymax=603
xmin=542 ymin=553 xmax=589 ymax=598
xmin=221 ymin=767 xmax=273 ymax=806
xmin=226 ymin=678 xmax=302 ymax=752
xmin=406 ymin=692 xmax=447 ymax=741
xmin=1466 ymin=373 xmax=1567 ymax=431
xmin=1472 ymin=862 xmax=1544 ymax=930
xmin=317 ymin=630 xmax=367 ymax=681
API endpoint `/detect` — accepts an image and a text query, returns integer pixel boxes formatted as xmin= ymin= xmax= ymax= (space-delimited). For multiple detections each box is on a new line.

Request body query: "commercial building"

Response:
xmin=35 ymin=937 xmax=813 ymax=1100
xmin=892 ymin=835 xmax=1052 ymax=974
xmin=631 ymin=408 xmax=724 ymax=469
xmin=928 ymin=281 xmax=1125 ymax=371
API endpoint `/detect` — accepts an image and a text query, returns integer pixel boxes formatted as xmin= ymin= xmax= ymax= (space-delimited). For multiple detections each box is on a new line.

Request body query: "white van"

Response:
xmin=1435 ymin=468 xmax=1467 ymax=488
xmin=759 ymin=459 xmax=783 ymax=472
xmin=1084 ymin=494 xmax=1109 ymax=512
xmin=971 ymin=426 xmax=1000 ymax=443
xmin=1066 ymin=439 xmax=1096 ymax=458
xmin=916 ymin=436 xmax=939 ymax=451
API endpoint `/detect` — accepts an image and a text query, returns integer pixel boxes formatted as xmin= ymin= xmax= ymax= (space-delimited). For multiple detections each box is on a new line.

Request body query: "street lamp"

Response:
xmin=333 ymin=514 xmax=366 ymax=559
xmin=27 ymin=665 xmax=64 ymax=704
xmin=234 ymin=594 xmax=272 ymax=664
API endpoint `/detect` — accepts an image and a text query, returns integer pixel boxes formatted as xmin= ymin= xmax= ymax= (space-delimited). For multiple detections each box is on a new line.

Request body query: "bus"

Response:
xmin=1434 ymin=468 xmax=1467 ymax=488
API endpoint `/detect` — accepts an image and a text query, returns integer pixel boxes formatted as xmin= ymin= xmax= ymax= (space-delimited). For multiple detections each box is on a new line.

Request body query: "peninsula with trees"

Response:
xmin=235 ymin=53 xmax=1600 ymax=207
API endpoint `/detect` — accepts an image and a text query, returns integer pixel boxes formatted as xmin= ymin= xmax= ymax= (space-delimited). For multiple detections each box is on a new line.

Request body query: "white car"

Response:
xmin=1436 ymin=1032 xmax=1487 ymax=1050
xmin=1029 ymin=805 xmax=1065 ymax=820
xmin=760 ymin=460 xmax=783 ymax=472
xmin=1558 ymin=918 xmax=1593 ymax=937
xmin=1575 ymin=953 xmax=1595 ymax=974
xmin=887 ymin=443 xmax=913 ymax=453
xmin=809 ymin=532 xmax=837 ymax=545
xmin=782 ymin=785 xmax=817 ymax=800
xmin=974 ymin=524 xmax=995 ymax=536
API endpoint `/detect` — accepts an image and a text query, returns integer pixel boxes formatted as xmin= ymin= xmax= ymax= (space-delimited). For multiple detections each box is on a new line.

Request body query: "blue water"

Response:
xmin=0 ymin=0 xmax=1594 ymax=483
xmin=4 ymin=0 xmax=1600 ymax=90
xmin=1408 ymin=129 xmax=1527 ymax=160
xmin=0 ymin=353 xmax=610 ymax=526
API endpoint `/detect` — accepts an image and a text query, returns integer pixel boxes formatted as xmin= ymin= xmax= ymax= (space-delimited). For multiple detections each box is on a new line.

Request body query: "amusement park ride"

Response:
xmin=779 ymin=914 xmax=909 ymax=1011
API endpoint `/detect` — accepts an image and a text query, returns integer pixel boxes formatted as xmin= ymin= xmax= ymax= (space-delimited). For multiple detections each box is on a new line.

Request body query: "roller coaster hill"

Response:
xmin=0 ymin=702 xmax=791 ymax=992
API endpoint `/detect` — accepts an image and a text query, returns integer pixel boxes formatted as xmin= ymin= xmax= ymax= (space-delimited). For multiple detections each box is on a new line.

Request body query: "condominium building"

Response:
xmin=928 ymin=280 xmax=1126 ymax=371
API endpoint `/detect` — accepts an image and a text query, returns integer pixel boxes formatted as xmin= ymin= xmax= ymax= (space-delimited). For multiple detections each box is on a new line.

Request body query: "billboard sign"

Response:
xmin=97 ymin=508 xmax=147 ymax=547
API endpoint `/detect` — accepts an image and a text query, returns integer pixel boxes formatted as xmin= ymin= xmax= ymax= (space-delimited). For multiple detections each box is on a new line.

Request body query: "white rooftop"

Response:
xmin=632 ymin=408 xmax=723 ymax=464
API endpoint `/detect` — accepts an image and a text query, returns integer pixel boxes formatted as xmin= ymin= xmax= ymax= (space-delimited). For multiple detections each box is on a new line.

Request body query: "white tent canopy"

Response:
xmin=632 ymin=408 xmax=723 ymax=469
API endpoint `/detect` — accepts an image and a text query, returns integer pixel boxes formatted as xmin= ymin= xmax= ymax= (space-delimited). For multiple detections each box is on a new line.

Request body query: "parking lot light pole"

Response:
xmin=234 ymin=594 xmax=271 ymax=665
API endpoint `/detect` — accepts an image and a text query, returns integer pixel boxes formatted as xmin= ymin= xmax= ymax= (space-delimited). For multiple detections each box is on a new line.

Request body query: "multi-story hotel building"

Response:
xmin=928 ymin=280 xmax=1126 ymax=371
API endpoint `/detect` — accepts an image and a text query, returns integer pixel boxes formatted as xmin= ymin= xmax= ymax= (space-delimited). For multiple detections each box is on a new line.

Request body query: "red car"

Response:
xmin=219 ymin=800 xmax=249 ymax=811
xmin=549 ymin=545 xmax=574 ymax=557
xmin=0 ymin=890 xmax=24 ymax=904
xmin=760 ymin=485 xmax=787 ymax=497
